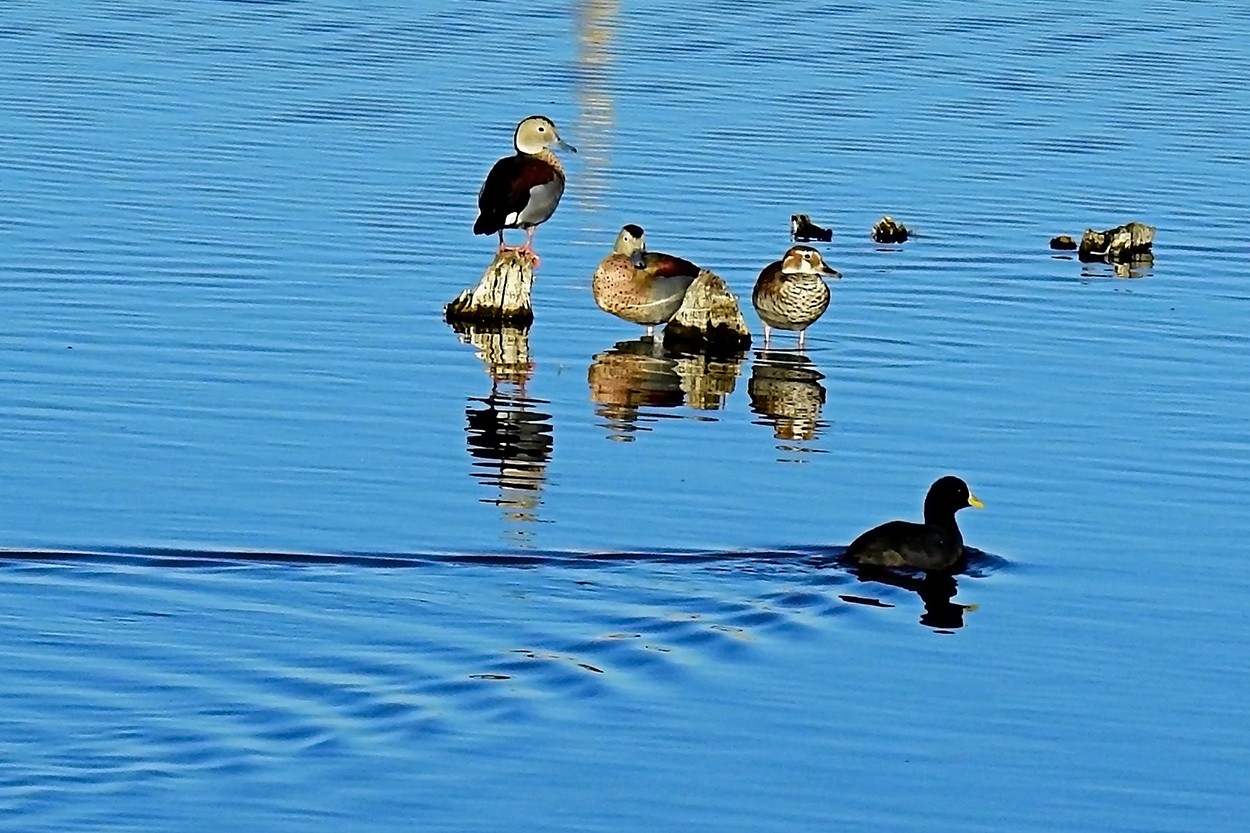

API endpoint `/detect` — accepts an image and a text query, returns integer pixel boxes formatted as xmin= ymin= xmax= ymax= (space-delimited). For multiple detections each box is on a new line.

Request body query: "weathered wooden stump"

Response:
xmin=663 ymin=268 xmax=752 ymax=352
xmin=1078 ymin=221 xmax=1156 ymax=264
xmin=791 ymin=213 xmax=833 ymax=242
xmin=445 ymin=250 xmax=537 ymax=327
xmin=871 ymin=215 xmax=910 ymax=244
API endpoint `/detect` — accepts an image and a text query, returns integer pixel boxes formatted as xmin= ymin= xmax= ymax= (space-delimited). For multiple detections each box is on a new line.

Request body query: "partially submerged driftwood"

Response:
xmin=871 ymin=215 xmax=910 ymax=244
xmin=790 ymin=213 xmax=833 ymax=242
xmin=663 ymin=269 xmax=752 ymax=352
xmin=1078 ymin=221 xmax=1156 ymax=264
xmin=445 ymin=250 xmax=537 ymax=327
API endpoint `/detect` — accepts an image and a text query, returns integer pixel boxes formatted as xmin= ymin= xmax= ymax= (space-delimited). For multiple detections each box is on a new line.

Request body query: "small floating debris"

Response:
xmin=871 ymin=215 xmax=910 ymax=244
xmin=1048 ymin=221 xmax=1156 ymax=277
xmin=1078 ymin=221 xmax=1156 ymax=264
xmin=445 ymin=249 xmax=537 ymax=327
xmin=664 ymin=269 xmax=753 ymax=353
xmin=790 ymin=213 xmax=833 ymax=242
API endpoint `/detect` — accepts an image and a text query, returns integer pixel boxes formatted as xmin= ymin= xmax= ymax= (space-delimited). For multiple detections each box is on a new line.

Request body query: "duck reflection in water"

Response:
xmin=452 ymin=322 xmax=554 ymax=533
xmin=748 ymin=349 xmax=830 ymax=458
xmin=588 ymin=338 xmax=745 ymax=441
xmin=838 ymin=566 xmax=973 ymax=631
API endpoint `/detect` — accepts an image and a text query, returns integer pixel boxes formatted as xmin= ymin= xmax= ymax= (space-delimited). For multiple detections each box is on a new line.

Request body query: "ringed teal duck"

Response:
xmin=844 ymin=476 xmax=984 ymax=571
xmin=593 ymin=224 xmax=700 ymax=338
xmin=752 ymin=246 xmax=840 ymax=349
xmin=474 ymin=115 xmax=575 ymax=260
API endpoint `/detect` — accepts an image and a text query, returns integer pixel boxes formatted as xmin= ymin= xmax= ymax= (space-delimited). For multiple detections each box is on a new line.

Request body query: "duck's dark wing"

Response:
xmin=844 ymin=520 xmax=961 ymax=571
xmin=643 ymin=251 xmax=700 ymax=278
xmin=474 ymin=154 xmax=559 ymax=235
xmin=751 ymin=260 xmax=784 ymax=300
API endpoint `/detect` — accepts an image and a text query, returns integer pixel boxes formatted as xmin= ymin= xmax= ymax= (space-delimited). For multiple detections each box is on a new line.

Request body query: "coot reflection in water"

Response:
xmin=587 ymin=338 xmax=745 ymax=440
xmin=828 ymin=548 xmax=1008 ymax=631
xmin=748 ymin=349 xmax=830 ymax=459
xmin=839 ymin=568 xmax=973 ymax=631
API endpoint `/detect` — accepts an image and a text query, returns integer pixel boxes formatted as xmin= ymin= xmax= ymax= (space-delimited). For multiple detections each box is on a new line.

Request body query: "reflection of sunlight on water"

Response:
xmin=453 ymin=324 xmax=554 ymax=541
xmin=575 ymin=0 xmax=617 ymax=212
xmin=588 ymin=339 xmax=745 ymax=441
xmin=748 ymin=351 xmax=830 ymax=462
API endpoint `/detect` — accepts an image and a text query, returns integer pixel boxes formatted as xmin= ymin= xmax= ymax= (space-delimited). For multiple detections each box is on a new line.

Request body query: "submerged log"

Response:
xmin=1078 ymin=221 xmax=1156 ymax=264
xmin=790 ymin=213 xmax=833 ymax=242
xmin=871 ymin=215 xmax=910 ymax=244
xmin=663 ymin=269 xmax=752 ymax=352
xmin=444 ymin=250 xmax=537 ymax=327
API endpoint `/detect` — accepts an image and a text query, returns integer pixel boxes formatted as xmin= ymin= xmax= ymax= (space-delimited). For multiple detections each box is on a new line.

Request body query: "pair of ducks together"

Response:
xmin=473 ymin=117 xmax=984 ymax=569
xmin=471 ymin=115 xmax=838 ymax=347
xmin=594 ymin=224 xmax=838 ymax=347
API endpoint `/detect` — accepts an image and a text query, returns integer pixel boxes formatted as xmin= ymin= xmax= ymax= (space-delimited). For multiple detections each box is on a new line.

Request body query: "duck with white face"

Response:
xmin=751 ymin=245 xmax=841 ymax=349
xmin=473 ymin=115 xmax=576 ymax=263
xmin=592 ymin=224 xmax=702 ymax=339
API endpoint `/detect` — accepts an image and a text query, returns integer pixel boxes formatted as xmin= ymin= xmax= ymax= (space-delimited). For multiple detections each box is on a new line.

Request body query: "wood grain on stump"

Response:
xmin=664 ymin=269 xmax=752 ymax=352
xmin=445 ymin=250 xmax=537 ymax=327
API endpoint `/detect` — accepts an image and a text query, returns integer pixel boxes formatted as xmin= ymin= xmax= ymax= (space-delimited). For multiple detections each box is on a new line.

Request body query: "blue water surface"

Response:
xmin=2 ymin=0 xmax=1249 ymax=830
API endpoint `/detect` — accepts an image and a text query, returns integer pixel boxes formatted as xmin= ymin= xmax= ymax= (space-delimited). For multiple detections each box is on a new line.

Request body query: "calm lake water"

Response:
xmin=3 ymin=0 xmax=1250 ymax=830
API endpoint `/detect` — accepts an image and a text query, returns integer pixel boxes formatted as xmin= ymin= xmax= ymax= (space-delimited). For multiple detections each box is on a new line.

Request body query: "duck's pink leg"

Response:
xmin=514 ymin=227 xmax=541 ymax=267
xmin=495 ymin=230 xmax=518 ymax=254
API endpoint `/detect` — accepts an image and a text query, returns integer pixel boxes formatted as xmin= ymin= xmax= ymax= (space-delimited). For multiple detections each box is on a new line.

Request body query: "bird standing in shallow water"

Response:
xmin=844 ymin=476 xmax=985 ymax=571
xmin=752 ymin=245 xmax=840 ymax=349
xmin=474 ymin=115 xmax=575 ymax=263
xmin=592 ymin=225 xmax=701 ymax=338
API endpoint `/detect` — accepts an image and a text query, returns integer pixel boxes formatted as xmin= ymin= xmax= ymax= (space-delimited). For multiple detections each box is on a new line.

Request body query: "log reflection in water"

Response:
xmin=453 ymin=322 xmax=553 ymax=533
xmin=588 ymin=338 xmax=745 ymax=441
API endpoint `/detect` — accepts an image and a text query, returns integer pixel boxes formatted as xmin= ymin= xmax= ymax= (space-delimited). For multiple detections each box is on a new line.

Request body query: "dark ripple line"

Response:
xmin=0 ymin=545 xmax=820 ymax=569
xmin=0 ymin=545 xmax=1010 ymax=574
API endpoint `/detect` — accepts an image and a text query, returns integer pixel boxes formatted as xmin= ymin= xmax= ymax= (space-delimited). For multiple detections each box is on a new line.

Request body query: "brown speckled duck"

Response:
xmin=474 ymin=115 xmax=575 ymax=261
xmin=592 ymin=225 xmax=700 ymax=338
xmin=752 ymin=246 xmax=840 ymax=348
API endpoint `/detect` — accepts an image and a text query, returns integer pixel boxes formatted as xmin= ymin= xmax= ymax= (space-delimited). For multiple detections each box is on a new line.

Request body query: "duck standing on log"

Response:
xmin=473 ymin=115 xmax=575 ymax=264
xmin=592 ymin=224 xmax=701 ymax=339
xmin=752 ymin=245 xmax=840 ymax=349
